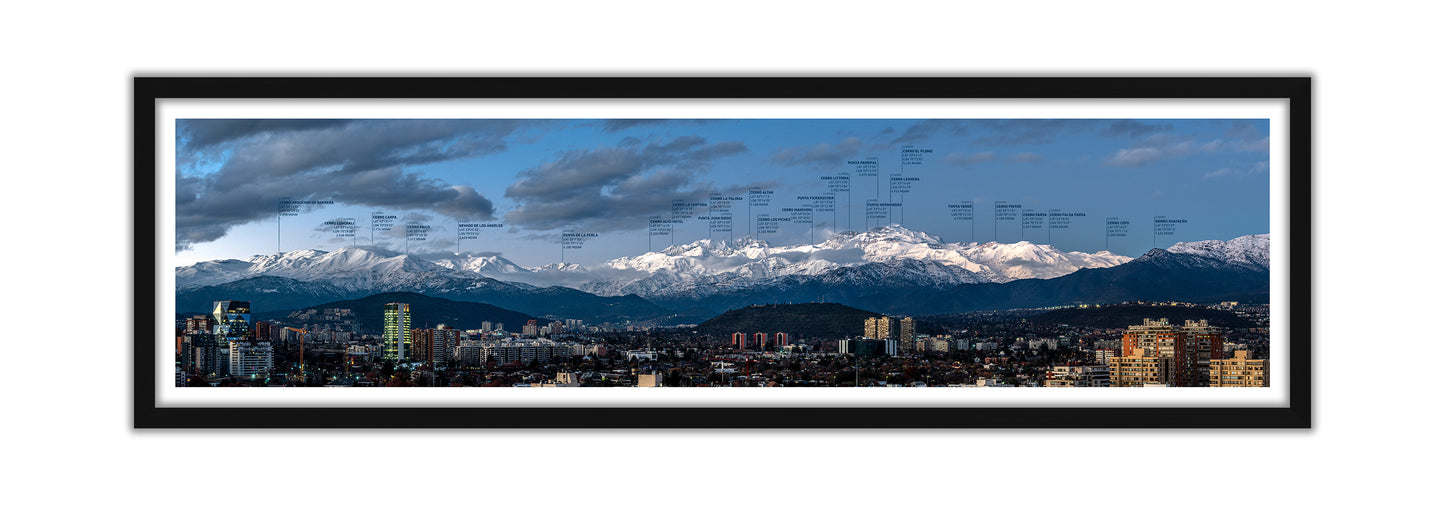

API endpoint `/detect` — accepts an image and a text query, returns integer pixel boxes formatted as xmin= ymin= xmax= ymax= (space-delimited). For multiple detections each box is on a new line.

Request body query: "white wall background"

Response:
xmin=2 ymin=1 xmax=1434 ymax=504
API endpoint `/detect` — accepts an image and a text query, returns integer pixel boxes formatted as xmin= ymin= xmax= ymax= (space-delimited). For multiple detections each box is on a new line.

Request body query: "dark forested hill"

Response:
xmin=694 ymin=302 xmax=882 ymax=339
xmin=261 ymin=292 xmax=545 ymax=333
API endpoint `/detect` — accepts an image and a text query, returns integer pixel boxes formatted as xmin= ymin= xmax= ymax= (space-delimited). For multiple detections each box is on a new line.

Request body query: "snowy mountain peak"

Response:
xmin=659 ymin=238 xmax=740 ymax=257
xmin=246 ymin=248 xmax=327 ymax=268
xmin=821 ymin=224 xmax=944 ymax=249
xmin=431 ymin=253 xmax=527 ymax=276
xmin=575 ymin=225 xmax=1134 ymax=298
xmin=177 ymin=245 xmax=466 ymax=290
xmin=728 ymin=236 xmax=773 ymax=250
xmin=534 ymin=262 xmax=586 ymax=272
xmin=1166 ymin=234 xmax=1270 ymax=268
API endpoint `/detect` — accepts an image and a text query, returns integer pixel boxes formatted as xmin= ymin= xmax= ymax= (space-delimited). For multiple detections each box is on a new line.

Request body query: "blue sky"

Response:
xmin=175 ymin=118 xmax=1270 ymax=266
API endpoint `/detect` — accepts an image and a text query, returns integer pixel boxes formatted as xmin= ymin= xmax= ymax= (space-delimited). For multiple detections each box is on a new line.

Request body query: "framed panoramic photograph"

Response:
xmin=134 ymin=77 xmax=1311 ymax=428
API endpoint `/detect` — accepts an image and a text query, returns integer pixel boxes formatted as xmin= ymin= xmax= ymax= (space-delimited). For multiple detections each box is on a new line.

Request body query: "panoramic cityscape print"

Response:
xmin=174 ymin=118 xmax=1272 ymax=388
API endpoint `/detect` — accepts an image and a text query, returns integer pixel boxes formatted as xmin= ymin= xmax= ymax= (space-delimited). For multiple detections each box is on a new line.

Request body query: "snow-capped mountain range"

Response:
xmin=175 ymin=228 xmax=1269 ymax=320
xmin=176 ymin=225 xmax=1269 ymax=303
xmin=575 ymin=225 xmax=1131 ymax=298
xmin=176 ymin=246 xmax=480 ymax=291
xmin=1166 ymin=234 xmax=1270 ymax=271
xmin=176 ymin=225 xmax=1133 ymax=293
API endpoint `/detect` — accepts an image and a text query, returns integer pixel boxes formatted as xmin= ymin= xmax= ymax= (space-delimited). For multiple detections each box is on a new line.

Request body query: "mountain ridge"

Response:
xmin=175 ymin=231 xmax=1269 ymax=322
xmin=178 ymin=225 xmax=1141 ymax=299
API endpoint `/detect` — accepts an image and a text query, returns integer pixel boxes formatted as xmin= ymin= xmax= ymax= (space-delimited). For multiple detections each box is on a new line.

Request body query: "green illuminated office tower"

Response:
xmin=382 ymin=302 xmax=412 ymax=361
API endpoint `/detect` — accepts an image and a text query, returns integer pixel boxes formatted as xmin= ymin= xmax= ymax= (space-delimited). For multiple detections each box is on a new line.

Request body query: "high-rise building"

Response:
xmin=1094 ymin=348 xmax=1120 ymax=366
xmin=1119 ymin=318 xmax=1225 ymax=387
xmin=1210 ymin=350 xmax=1269 ymax=387
xmin=522 ymin=319 xmax=539 ymax=337
xmin=753 ymin=332 xmax=768 ymax=349
xmin=254 ymin=320 xmax=274 ymax=344
xmin=382 ymin=302 xmax=412 ymax=361
xmin=731 ymin=332 xmax=747 ymax=349
xmin=774 ymin=332 xmax=790 ymax=347
xmin=180 ymin=314 xmax=216 ymax=382
xmin=211 ymin=300 xmax=251 ymax=342
xmin=1178 ymin=319 xmax=1225 ymax=385
xmin=899 ymin=317 xmax=916 ymax=354
xmin=191 ymin=335 xmax=223 ymax=377
xmin=1109 ymin=349 xmax=1171 ymax=387
xmin=185 ymin=315 xmax=213 ymax=335
xmin=411 ymin=325 xmax=461 ymax=366
xmin=864 ymin=316 xmax=894 ymax=339
xmin=177 ymin=333 xmax=194 ymax=373
xmin=228 ymin=340 xmax=273 ymax=378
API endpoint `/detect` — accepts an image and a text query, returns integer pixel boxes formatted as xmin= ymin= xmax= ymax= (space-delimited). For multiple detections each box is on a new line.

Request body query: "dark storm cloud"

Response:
xmin=176 ymin=167 xmax=498 ymax=248
xmin=179 ymin=119 xmax=356 ymax=150
xmin=504 ymin=136 xmax=742 ymax=199
xmin=175 ymin=119 xmax=517 ymax=250
xmin=503 ymin=136 xmax=754 ymax=232
xmin=202 ymin=120 xmax=519 ymax=188
xmin=433 ymin=186 xmax=497 ymax=219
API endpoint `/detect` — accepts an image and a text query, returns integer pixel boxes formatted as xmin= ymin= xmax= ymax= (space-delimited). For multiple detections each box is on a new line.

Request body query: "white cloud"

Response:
xmin=1105 ymin=133 xmax=1270 ymax=167
xmin=1203 ymin=168 xmax=1237 ymax=179
xmin=1203 ymin=161 xmax=1268 ymax=180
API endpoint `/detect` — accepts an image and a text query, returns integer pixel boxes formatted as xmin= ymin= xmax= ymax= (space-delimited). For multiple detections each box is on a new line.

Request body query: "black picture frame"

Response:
xmin=135 ymin=76 xmax=1311 ymax=429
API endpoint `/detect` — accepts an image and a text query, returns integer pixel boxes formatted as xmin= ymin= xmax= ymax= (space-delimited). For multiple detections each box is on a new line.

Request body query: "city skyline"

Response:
xmin=177 ymin=293 xmax=1270 ymax=389
xmin=175 ymin=118 xmax=1271 ymax=267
